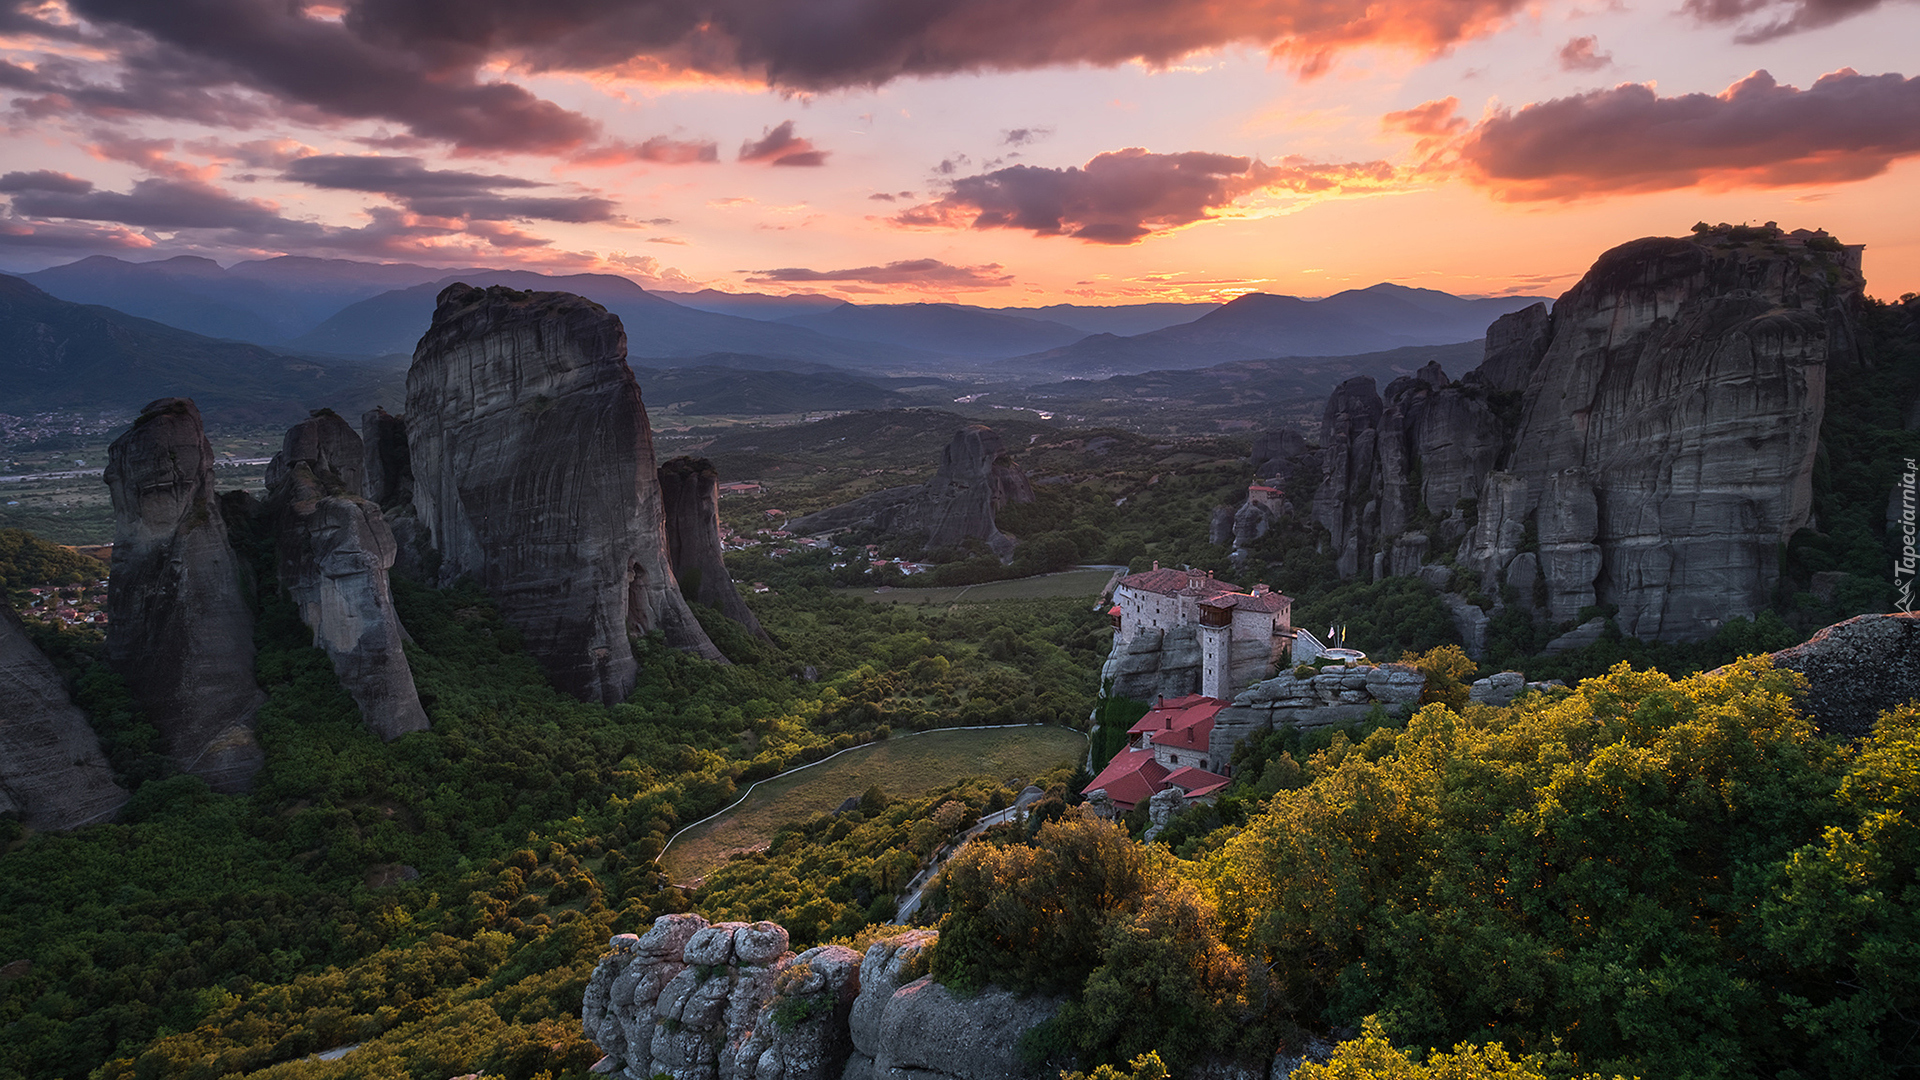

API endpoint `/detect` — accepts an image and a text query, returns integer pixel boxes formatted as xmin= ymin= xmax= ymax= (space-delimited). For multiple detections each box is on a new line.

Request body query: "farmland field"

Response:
xmin=835 ymin=566 xmax=1120 ymax=605
xmin=661 ymin=724 xmax=1087 ymax=884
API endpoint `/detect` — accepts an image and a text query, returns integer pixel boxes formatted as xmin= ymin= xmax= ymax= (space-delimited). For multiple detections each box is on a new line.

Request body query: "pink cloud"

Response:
xmin=1452 ymin=68 xmax=1920 ymax=200
xmin=896 ymin=148 xmax=1397 ymax=244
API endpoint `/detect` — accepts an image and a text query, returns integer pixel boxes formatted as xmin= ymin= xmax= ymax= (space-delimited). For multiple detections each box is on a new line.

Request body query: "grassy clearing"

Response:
xmin=837 ymin=567 xmax=1119 ymax=605
xmin=662 ymin=724 xmax=1087 ymax=883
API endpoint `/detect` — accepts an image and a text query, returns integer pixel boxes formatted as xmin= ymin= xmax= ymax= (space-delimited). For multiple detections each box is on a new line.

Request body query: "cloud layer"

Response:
xmin=746 ymin=258 xmax=1012 ymax=288
xmin=1 ymin=0 xmax=1555 ymax=155
xmin=1449 ymin=69 xmax=1920 ymax=199
xmin=897 ymin=148 xmax=1397 ymax=244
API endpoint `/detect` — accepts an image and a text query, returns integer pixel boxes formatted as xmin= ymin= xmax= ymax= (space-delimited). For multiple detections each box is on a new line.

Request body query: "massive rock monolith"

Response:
xmin=104 ymin=397 xmax=265 ymax=791
xmin=266 ymin=411 xmax=429 ymax=740
xmin=405 ymin=284 xmax=721 ymax=705
xmin=658 ymin=457 xmax=769 ymax=641
xmin=787 ymin=424 xmax=1035 ymax=558
xmin=0 ymin=605 xmax=128 ymax=830
xmin=1311 ymin=225 xmax=1862 ymax=644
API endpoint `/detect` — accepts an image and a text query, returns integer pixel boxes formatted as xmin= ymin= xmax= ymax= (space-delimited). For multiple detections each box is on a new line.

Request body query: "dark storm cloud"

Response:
xmin=1452 ymin=68 xmax=1920 ymax=199
xmin=54 ymin=0 xmax=601 ymax=152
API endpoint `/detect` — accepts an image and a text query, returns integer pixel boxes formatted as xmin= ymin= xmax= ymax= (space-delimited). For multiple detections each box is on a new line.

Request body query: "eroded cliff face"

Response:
xmin=583 ymin=920 xmax=1061 ymax=1080
xmin=406 ymin=284 xmax=720 ymax=705
xmin=0 ymin=605 xmax=128 ymax=830
xmin=103 ymin=397 xmax=265 ymax=791
xmin=658 ymin=457 xmax=769 ymax=641
xmin=267 ymin=412 xmax=429 ymax=741
xmin=1312 ymin=228 xmax=1861 ymax=644
xmin=788 ymin=424 xmax=1035 ymax=558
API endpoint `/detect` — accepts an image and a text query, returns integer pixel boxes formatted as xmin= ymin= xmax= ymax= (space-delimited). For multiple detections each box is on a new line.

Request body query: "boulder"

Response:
xmin=1769 ymin=612 xmax=1920 ymax=737
xmin=871 ymin=976 xmax=1061 ymax=1080
xmin=267 ymin=413 xmax=428 ymax=741
xmin=103 ymin=397 xmax=265 ymax=791
xmin=405 ymin=284 xmax=721 ymax=705
xmin=582 ymin=916 xmax=860 ymax=1080
xmin=1543 ymin=617 xmax=1607 ymax=655
xmin=1469 ymin=671 xmax=1527 ymax=707
xmin=658 ymin=457 xmax=769 ymax=642
xmin=0 ymin=605 xmax=128 ymax=829
xmin=847 ymin=931 xmax=938 ymax=1064
xmin=1442 ymin=594 xmax=1490 ymax=660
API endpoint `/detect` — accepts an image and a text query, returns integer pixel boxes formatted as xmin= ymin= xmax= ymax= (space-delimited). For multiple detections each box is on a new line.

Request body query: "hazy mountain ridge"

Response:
xmin=0 ymin=274 xmax=403 ymax=421
xmin=1015 ymin=284 xmax=1552 ymax=375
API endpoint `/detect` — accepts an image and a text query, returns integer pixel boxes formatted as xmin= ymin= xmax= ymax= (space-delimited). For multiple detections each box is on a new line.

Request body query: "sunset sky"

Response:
xmin=0 ymin=0 xmax=1916 ymax=304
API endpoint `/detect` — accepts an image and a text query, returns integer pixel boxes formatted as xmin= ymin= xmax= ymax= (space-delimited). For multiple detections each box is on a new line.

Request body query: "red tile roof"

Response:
xmin=1128 ymin=696 xmax=1226 ymax=738
xmin=1154 ymin=718 xmax=1212 ymax=753
xmin=1117 ymin=567 xmax=1241 ymax=599
xmin=1082 ymin=747 xmax=1168 ymax=812
xmin=1164 ymin=766 xmax=1232 ymax=800
xmin=1201 ymin=592 xmax=1290 ymax=614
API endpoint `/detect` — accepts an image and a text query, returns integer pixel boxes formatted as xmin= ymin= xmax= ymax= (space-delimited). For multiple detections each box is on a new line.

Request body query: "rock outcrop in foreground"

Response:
xmin=104 ymin=397 xmax=265 ymax=791
xmin=787 ymin=425 xmax=1034 ymax=558
xmin=266 ymin=411 xmax=429 ymax=740
xmin=583 ymin=919 xmax=1060 ymax=1080
xmin=1309 ymin=226 xmax=1862 ymax=645
xmin=0 ymin=605 xmax=128 ymax=830
xmin=1767 ymin=611 xmax=1920 ymax=737
xmin=658 ymin=457 xmax=769 ymax=641
xmin=405 ymin=284 xmax=720 ymax=704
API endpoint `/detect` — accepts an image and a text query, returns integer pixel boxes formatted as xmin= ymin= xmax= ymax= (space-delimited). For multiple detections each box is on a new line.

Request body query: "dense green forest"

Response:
xmin=0 ymin=543 xmax=1106 ymax=1079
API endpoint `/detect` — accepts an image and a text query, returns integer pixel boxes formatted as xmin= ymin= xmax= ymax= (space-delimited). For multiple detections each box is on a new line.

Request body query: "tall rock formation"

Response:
xmin=103 ymin=397 xmax=266 ymax=791
xmin=0 ymin=605 xmax=128 ymax=830
xmin=1311 ymin=225 xmax=1862 ymax=644
xmin=359 ymin=407 xmax=434 ymax=580
xmin=657 ymin=457 xmax=769 ymax=641
xmin=405 ymin=284 xmax=721 ymax=705
xmin=266 ymin=411 xmax=430 ymax=740
xmin=787 ymin=424 xmax=1036 ymax=558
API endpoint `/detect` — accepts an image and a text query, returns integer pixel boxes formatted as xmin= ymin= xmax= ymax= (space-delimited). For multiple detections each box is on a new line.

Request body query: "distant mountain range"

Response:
xmin=0 ymin=264 xmax=1520 ymax=434
xmin=0 ymin=275 xmax=401 ymax=421
xmin=286 ymin=270 xmax=935 ymax=367
xmin=18 ymin=256 xmax=1550 ymax=376
xmin=1011 ymin=285 xmax=1549 ymax=375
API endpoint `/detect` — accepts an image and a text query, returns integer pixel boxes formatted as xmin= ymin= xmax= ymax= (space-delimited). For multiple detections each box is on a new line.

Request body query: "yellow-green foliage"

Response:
xmin=1205 ymin=657 xmax=1904 ymax=1078
xmin=1061 ymin=1050 xmax=1169 ymax=1080
xmin=1292 ymin=1018 xmax=1632 ymax=1080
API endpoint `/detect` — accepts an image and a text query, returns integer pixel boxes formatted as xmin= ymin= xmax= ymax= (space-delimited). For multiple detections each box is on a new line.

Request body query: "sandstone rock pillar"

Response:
xmin=405 ymin=284 xmax=721 ymax=705
xmin=0 ymin=605 xmax=128 ymax=829
xmin=268 ymin=412 xmax=429 ymax=741
xmin=104 ymin=397 xmax=265 ymax=791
